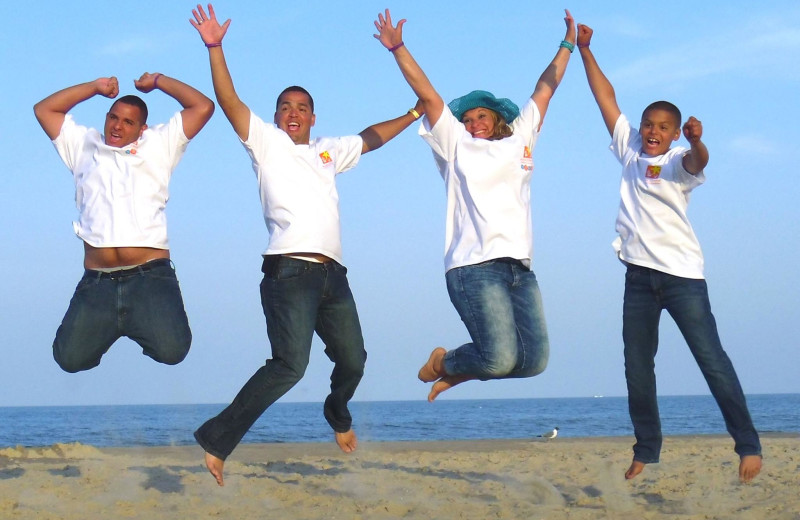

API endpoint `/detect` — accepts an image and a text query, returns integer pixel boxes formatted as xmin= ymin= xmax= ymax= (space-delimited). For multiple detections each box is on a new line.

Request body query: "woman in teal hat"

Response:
xmin=374 ymin=9 xmax=575 ymax=401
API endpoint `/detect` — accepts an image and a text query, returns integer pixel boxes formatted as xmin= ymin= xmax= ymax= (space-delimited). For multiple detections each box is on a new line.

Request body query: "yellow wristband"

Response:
xmin=408 ymin=108 xmax=421 ymax=120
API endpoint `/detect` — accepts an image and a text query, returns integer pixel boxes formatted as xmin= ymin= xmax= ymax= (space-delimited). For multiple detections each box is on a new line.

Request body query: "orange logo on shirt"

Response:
xmin=523 ymin=146 xmax=531 ymax=159
xmin=319 ymin=151 xmax=332 ymax=164
xmin=645 ymin=165 xmax=661 ymax=179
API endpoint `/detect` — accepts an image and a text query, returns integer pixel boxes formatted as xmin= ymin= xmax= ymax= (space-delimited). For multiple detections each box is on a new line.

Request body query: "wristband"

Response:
xmin=408 ymin=108 xmax=420 ymax=120
xmin=153 ymin=73 xmax=162 ymax=89
xmin=559 ymin=40 xmax=575 ymax=53
xmin=206 ymin=42 xmax=222 ymax=48
xmin=388 ymin=42 xmax=405 ymax=52
xmin=578 ymin=43 xmax=590 ymax=48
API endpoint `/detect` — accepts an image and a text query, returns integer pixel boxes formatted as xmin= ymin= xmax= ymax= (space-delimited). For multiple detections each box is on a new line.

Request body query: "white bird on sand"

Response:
xmin=538 ymin=427 xmax=559 ymax=440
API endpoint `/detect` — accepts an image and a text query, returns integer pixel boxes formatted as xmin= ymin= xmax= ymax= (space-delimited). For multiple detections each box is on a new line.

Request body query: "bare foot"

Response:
xmin=335 ymin=429 xmax=358 ymax=453
xmin=204 ymin=451 xmax=225 ymax=486
xmin=428 ymin=375 xmax=474 ymax=402
xmin=739 ymin=455 xmax=762 ymax=483
xmin=625 ymin=459 xmax=645 ymax=480
xmin=418 ymin=347 xmax=447 ymax=382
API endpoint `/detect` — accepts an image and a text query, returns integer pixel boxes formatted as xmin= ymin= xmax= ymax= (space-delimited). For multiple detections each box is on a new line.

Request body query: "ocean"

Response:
xmin=0 ymin=394 xmax=797 ymax=449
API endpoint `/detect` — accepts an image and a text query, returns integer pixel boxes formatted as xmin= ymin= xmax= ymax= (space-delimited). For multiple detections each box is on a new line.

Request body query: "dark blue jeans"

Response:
xmin=443 ymin=258 xmax=549 ymax=380
xmin=52 ymin=258 xmax=192 ymax=372
xmin=623 ymin=264 xmax=761 ymax=463
xmin=194 ymin=256 xmax=366 ymax=460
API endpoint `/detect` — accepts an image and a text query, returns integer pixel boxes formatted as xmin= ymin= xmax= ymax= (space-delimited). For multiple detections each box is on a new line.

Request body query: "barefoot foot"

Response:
xmin=428 ymin=375 xmax=474 ymax=402
xmin=335 ymin=429 xmax=358 ymax=453
xmin=739 ymin=454 xmax=762 ymax=483
xmin=204 ymin=451 xmax=225 ymax=486
xmin=625 ymin=459 xmax=645 ymax=480
xmin=418 ymin=347 xmax=447 ymax=382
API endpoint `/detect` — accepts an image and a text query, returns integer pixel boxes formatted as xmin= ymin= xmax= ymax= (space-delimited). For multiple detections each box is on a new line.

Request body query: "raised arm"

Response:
xmin=681 ymin=116 xmax=709 ymax=175
xmin=33 ymin=78 xmax=119 ymax=140
xmin=373 ymin=9 xmax=444 ymax=127
xmin=577 ymin=24 xmax=621 ymax=136
xmin=134 ymin=73 xmax=214 ymax=139
xmin=190 ymin=3 xmax=250 ymax=140
xmin=359 ymin=99 xmax=424 ymax=154
xmin=531 ymin=9 xmax=576 ymax=129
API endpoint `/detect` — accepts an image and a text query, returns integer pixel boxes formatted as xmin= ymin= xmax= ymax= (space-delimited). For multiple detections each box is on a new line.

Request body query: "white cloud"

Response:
xmin=95 ymin=37 xmax=160 ymax=57
xmin=728 ymin=135 xmax=778 ymax=156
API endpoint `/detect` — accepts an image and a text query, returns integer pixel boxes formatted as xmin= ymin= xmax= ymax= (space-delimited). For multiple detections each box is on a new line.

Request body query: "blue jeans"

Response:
xmin=52 ymin=258 xmax=192 ymax=372
xmin=623 ymin=264 xmax=761 ymax=463
xmin=443 ymin=258 xmax=549 ymax=380
xmin=194 ymin=256 xmax=366 ymax=460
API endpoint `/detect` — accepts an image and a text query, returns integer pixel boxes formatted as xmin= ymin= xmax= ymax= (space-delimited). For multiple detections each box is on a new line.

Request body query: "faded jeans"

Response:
xmin=443 ymin=258 xmax=550 ymax=380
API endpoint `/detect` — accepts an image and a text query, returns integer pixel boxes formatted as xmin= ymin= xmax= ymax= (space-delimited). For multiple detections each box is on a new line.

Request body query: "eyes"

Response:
xmin=107 ymin=113 xmax=137 ymax=126
xmin=642 ymin=121 xmax=672 ymax=132
xmin=279 ymin=104 xmax=309 ymax=113
xmin=462 ymin=112 xmax=489 ymax=125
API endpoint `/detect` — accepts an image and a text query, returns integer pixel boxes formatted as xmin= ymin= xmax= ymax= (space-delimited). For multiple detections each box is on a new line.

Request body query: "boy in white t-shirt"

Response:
xmin=190 ymin=5 xmax=423 ymax=486
xmin=34 ymin=73 xmax=214 ymax=373
xmin=577 ymin=24 xmax=761 ymax=483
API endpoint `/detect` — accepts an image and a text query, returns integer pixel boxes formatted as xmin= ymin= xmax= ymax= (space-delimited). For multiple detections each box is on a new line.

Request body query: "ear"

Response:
xmin=672 ymin=128 xmax=681 ymax=141
xmin=139 ymin=124 xmax=148 ymax=138
xmin=273 ymin=112 xmax=279 ymax=125
xmin=310 ymin=113 xmax=316 ymax=128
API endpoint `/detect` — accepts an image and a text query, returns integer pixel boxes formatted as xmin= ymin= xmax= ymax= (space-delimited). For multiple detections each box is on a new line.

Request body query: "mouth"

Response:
xmin=287 ymin=122 xmax=300 ymax=131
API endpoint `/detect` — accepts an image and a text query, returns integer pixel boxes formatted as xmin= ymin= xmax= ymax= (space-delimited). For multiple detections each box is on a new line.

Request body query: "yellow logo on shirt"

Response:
xmin=645 ymin=165 xmax=661 ymax=179
xmin=520 ymin=146 xmax=533 ymax=172
xmin=319 ymin=151 xmax=332 ymax=164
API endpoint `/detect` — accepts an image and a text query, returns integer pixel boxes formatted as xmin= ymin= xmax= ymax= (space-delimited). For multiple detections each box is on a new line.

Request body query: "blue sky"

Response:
xmin=2 ymin=1 xmax=798 ymax=407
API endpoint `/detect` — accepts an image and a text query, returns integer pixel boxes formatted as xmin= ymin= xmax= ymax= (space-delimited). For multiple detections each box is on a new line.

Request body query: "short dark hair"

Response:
xmin=642 ymin=100 xmax=681 ymax=128
xmin=113 ymin=95 xmax=148 ymax=124
xmin=276 ymin=86 xmax=314 ymax=113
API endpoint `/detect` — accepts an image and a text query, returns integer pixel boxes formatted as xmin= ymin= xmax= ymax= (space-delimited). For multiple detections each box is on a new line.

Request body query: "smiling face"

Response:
xmin=639 ymin=108 xmax=681 ymax=156
xmin=103 ymin=101 xmax=147 ymax=148
xmin=461 ymin=107 xmax=498 ymax=139
xmin=274 ymin=90 xmax=316 ymax=144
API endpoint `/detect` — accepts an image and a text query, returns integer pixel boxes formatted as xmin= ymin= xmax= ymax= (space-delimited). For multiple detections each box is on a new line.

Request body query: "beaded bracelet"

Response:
xmin=560 ymin=40 xmax=575 ymax=53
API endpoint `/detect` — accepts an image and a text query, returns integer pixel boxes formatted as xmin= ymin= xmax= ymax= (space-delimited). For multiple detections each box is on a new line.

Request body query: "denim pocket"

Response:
xmin=273 ymin=261 xmax=306 ymax=280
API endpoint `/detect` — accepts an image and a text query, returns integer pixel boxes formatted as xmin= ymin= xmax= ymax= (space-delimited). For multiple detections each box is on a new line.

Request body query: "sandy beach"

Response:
xmin=1 ymin=434 xmax=797 ymax=519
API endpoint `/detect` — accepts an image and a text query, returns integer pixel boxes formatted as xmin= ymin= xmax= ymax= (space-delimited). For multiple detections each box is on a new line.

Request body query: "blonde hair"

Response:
xmin=488 ymin=110 xmax=513 ymax=140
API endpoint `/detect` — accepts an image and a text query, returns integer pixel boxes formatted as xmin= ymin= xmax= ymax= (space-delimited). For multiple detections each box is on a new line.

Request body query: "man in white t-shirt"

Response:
xmin=34 ymin=73 xmax=214 ymax=373
xmin=577 ymin=24 xmax=761 ymax=483
xmin=189 ymin=4 xmax=423 ymax=486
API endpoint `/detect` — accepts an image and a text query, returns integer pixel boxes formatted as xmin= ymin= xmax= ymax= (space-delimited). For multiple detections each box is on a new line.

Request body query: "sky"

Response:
xmin=2 ymin=1 xmax=798 ymax=407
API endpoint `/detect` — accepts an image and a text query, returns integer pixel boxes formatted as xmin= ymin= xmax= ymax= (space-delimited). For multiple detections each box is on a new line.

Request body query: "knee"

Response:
xmin=482 ymin=352 xmax=518 ymax=379
xmin=53 ymin=348 xmax=97 ymax=373
xmin=149 ymin=337 xmax=191 ymax=366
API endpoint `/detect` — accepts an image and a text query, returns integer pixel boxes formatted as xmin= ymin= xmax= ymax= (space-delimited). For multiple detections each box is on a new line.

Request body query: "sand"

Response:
xmin=0 ymin=434 xmax=797 ymax=519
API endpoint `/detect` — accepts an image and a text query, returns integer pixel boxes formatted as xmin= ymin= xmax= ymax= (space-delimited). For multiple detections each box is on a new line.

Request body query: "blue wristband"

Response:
xmin=560 ymin=40 xmax=575 ymax=53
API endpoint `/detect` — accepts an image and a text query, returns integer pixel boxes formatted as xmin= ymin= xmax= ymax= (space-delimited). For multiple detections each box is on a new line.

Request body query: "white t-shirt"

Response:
xmin=611 ymin=114 xmax=706 ymax=279
xmin=53 ymin=112 xmax=188 ymax=249
xmin=242 ymin=112 xmax=363 ymax=265
xmin=420 ymin=98 xmax=541 ymax=272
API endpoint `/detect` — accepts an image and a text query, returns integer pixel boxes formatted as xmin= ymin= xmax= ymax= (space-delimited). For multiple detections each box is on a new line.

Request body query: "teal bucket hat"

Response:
xmin=448 ymin=90 xmax=520 ymax=123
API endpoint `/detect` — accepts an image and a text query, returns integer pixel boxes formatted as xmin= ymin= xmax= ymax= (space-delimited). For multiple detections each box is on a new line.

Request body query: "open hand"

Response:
xmin=190 ymin=3 xmax=231 ymax=45
xmin=373 ymin=9 xmax=405 ymax=50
